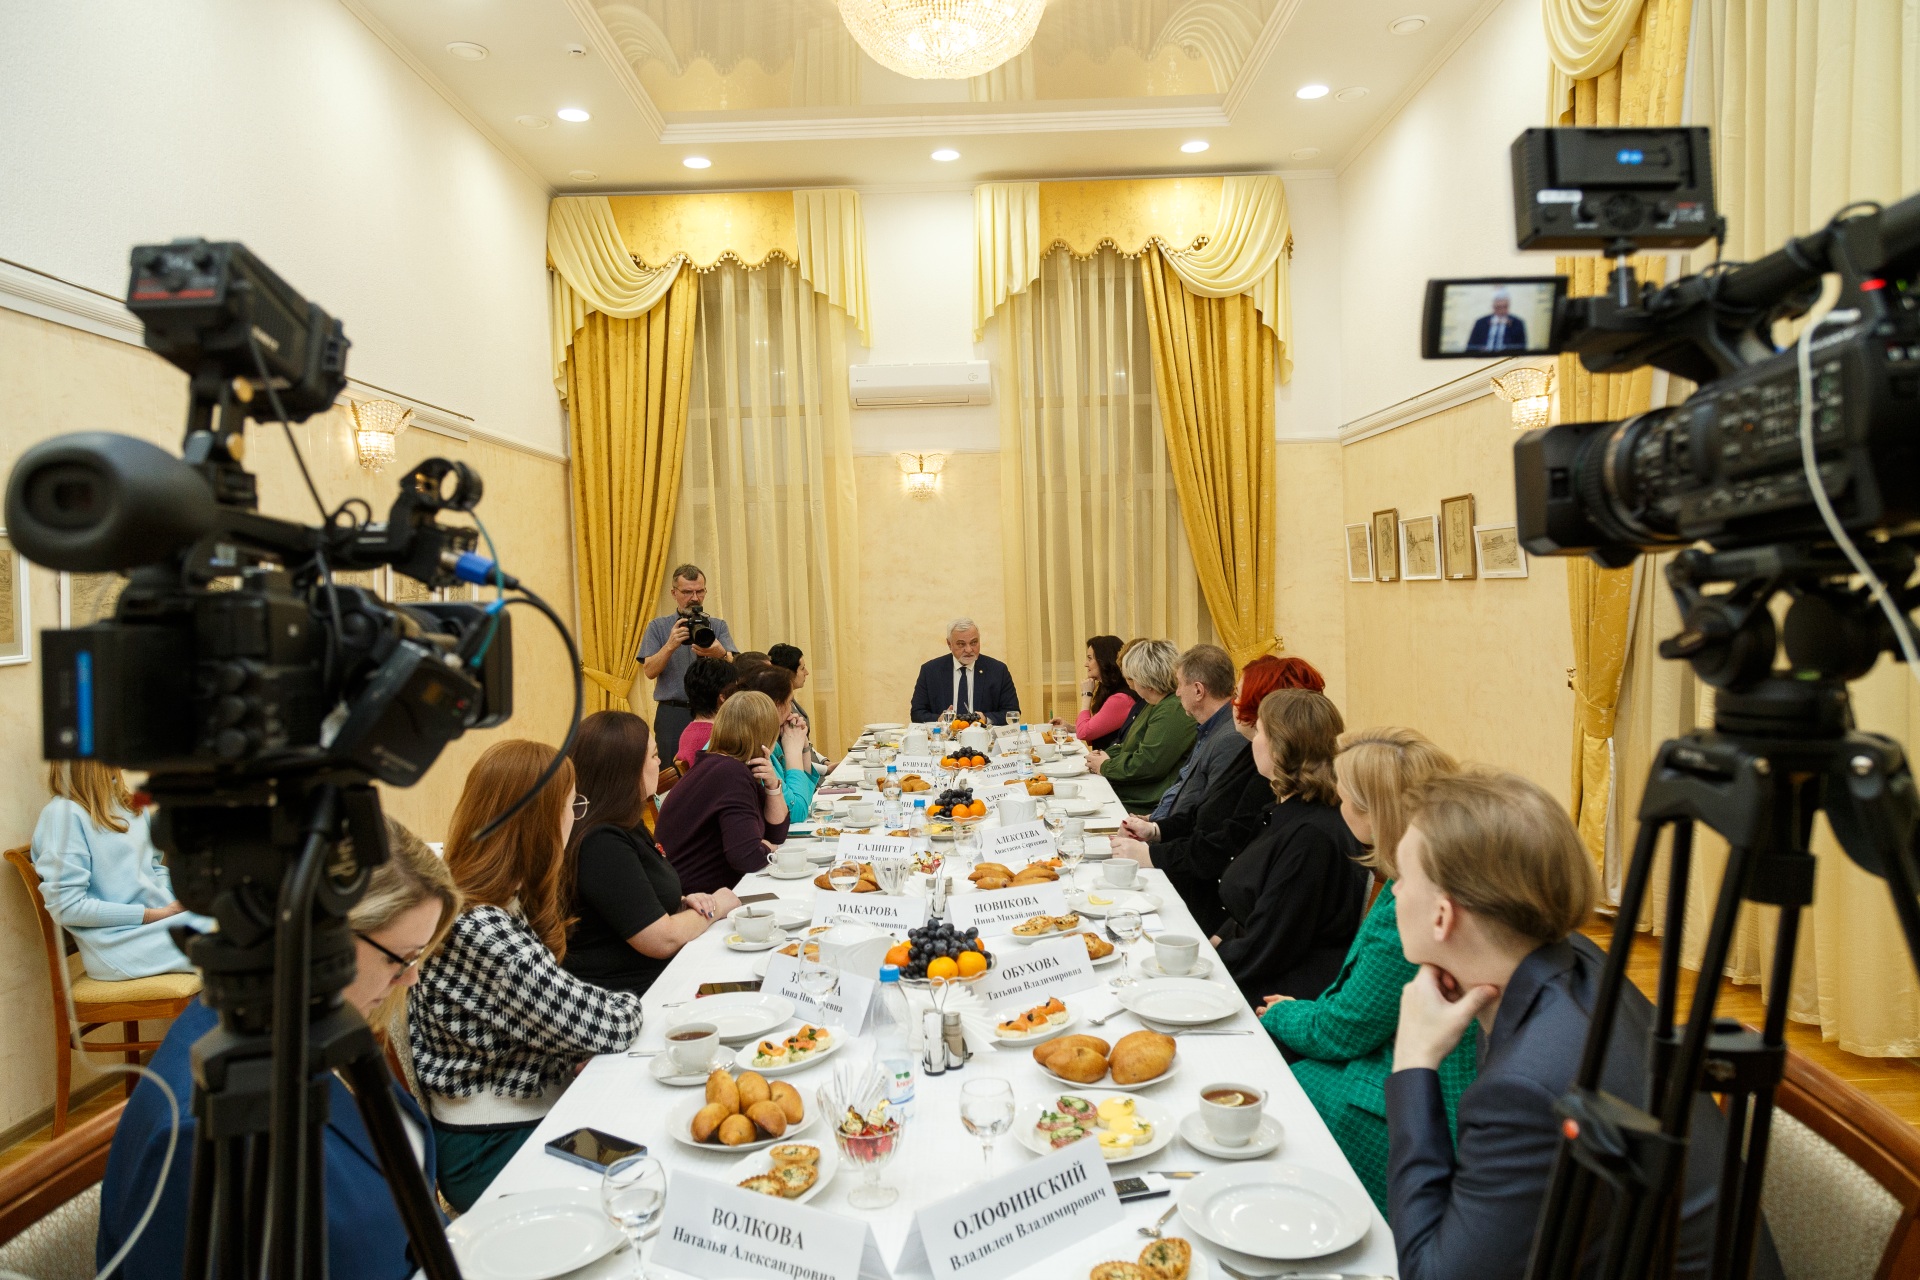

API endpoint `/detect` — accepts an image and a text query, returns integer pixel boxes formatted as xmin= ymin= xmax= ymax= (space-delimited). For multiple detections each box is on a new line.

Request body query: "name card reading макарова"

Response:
xmin=893 ymin=1142 xmax=1122 ymax=1280
xmin=971 ymin=933 xmax=1100 ymax=1007
xmin=651 ymin=1173 xmax=887 ymax=1280
xmin=808 ymin=891 xmax=928 ymax=932
xmin=945 ymin=882 xmax=1068 ymax=937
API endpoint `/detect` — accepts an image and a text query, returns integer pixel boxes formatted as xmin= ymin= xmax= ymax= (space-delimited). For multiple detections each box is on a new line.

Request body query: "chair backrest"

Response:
xmin=0 ymin=1100 xmax=125 ymax=1249
xmin=5 ymin=846 xmax=69 ymax=1012
xmin=1764 ymin=1052 xmax=1920 ymax=1280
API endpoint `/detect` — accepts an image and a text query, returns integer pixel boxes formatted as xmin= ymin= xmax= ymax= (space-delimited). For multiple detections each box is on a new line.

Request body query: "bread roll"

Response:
xmin=1049 ymin=1045 xmax=1110 ymax=1083
xmin=1109 ymin=1030 xmax=1175 ymax=1084
xmin=691 ymin=1102 xmax=730 ymax=1143
xmin=746 ymin=1099 xmax=789 ymax=1139
xmin=1034 ymin=1034 xmax=1109 ymax=1067
xmin=969 ymin=863 xmax=1013 ymax=881
xmin=769 ymin=1081 xmax=805 ymax=1125
xmin=717 ymin=1113 xmax=757 ymax=1146
xmin=705 ymin=1069 xmax=740 ymax=1114
xmin=736 ymin=1071 xmax=771 ymax=1110
xmin=974 ymin=875 xmax=1010 ymax=891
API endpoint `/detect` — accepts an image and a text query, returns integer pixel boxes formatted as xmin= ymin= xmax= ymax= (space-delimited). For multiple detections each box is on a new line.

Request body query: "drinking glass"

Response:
xmin=1107 ymin=909 xmax=1144 ymax=990
xmin=937 ymin=708 xmax=955 ymax=735
xmin=954 ymin=827 xmax=981 ymax=873
xmin=1003 ymin=711 xmax=1022 ymax=727
xmin=601 ymin=1155 xmax=667 ymax=1246
xmin=1057 ymin=835 xmax=1085 ymax=897
xmin=798 ymin=959 xmax=839 ymax=1003
xmin=959 ymin=1077 xmax=1016 ymax=1181
xmin=828 ymin=860 xmax=862 ymax=924
xmin=823 ymin=1063 xmax=904 ymax=1209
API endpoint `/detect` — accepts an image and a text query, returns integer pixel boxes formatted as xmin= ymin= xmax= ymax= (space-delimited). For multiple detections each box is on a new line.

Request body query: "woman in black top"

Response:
xmin=1212 ymin=689 xmax=1369 ymax=1006
xmin=564 ymin=711 xmax=739 ymax=996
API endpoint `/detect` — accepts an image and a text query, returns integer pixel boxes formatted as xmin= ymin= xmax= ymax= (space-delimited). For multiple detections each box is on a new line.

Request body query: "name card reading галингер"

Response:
xmin=893 ymin=1142 xmax=1122 ymax=1280
xmin=972 ymin=933 xmax=1100 ymax=1007
xmin=759 ymin=951 xmax=875 ymax=1035
xmin=839 ymin=834 xmax=917 ymax=863
xmin=651 ymin=1173 xmax=887 ymax=1280
xmin=809 ymin=891 xmax=927 ymax=932
xmin=982 ymin=821 xmax=1053 ymax=864
xmin=945 ymin=882 xmax=1068 ymax=937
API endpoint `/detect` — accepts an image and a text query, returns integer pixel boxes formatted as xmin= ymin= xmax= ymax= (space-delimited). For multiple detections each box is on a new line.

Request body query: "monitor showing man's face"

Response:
xmin=1433 ymin=281 xmax=1557 ymax=355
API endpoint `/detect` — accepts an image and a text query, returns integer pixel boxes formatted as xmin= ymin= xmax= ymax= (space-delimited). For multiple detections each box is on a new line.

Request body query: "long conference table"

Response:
xmin=472 ymin=729 xmax=1399 ymax=1280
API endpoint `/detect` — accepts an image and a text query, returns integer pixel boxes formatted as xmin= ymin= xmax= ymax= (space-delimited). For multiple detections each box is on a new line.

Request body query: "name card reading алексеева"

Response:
xmin=971 ymin=933 xmax=1100 ymax=1007
xmin=892 ymin=1141 xmax=1122 ymax=1280
xmin=652 ymin=1173 xmax=889 ymax=1280
xmin=945 ymin=882 xmax=1068 ymax=937
xmin=982 ymin=820 xmax=1055 ymax=865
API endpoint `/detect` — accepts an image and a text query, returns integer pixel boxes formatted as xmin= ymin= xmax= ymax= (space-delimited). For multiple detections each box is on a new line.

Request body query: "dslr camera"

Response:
xmin=682 ymin=602 xmax=717 ymax=650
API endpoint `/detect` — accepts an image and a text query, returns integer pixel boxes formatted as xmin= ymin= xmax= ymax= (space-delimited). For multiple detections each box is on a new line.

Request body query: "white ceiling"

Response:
xmin=344 ymin=0 xmax=1498 ymax=192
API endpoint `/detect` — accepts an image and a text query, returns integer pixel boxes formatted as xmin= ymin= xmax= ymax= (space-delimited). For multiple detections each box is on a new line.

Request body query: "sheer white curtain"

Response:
xmin=665 ymin=260 xmax=862 ymax=754
xmin=996 ymin=247 xmax=1214 ymax=721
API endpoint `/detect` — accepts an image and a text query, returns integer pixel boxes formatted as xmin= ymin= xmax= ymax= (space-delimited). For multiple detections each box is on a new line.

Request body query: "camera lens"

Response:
xmin=5 ymin=432 xmax=218 ymax=572
xmin=25 ymin=463 xmax=107 ymax=528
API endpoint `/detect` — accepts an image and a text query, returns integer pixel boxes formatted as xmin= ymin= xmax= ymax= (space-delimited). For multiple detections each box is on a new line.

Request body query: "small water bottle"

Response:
xmin=911 ymin=797 xmax=928 ymax=833
xmin=871 ymin=965 xmax=918 ymax=1117
xmin=883 ymin=763 xmax=902 ymax=802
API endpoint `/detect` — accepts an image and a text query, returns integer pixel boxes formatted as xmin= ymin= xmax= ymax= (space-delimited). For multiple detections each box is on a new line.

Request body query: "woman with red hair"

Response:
xmin=1111 ymin=654 xmax=1328 ymax=933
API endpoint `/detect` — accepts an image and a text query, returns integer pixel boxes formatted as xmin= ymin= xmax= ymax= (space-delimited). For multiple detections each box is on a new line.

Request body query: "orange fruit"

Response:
xmin=926 ymin=956 xmax=959 ymax=981
xmin=969 ymin=799 xmax=988 ymax=817
xmin=957 ymin=950 xmax=988 ymax=977
xmin=884 ymin=942 xmax=912 ymax=968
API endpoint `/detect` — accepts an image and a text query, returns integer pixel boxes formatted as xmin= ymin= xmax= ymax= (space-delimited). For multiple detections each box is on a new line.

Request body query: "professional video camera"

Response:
xmin=682 ymin=601 xmax=717 ymax=650
xmin=1424 ymin=129 xmax=1920 ymax=1280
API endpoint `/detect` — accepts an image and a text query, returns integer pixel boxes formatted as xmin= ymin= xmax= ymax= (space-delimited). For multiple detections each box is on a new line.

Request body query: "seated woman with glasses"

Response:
xmin=98 ymin=818 xmax=460 ymax=1280
xmin=564 ymin=710 xmax=740 ymax=997
xmin=655 ymin=691 xmax=791 ymax=895
xmin=409 ymin=740 xmax=644 ymax=1212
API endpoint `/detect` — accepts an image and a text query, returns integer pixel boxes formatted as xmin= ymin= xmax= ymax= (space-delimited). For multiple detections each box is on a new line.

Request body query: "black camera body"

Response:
xmin=1510 ymin=126 xmax=1722 ymax=250
xmin=684 ymin=603 xmax=717 ymax=650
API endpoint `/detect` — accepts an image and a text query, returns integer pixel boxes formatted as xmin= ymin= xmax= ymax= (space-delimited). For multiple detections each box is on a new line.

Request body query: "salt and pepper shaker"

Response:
xmin=942 ymin=1011 xmax=970 ymax=1069
xmin=921 ymin=1009 xmax=947 ymax=1075
xmin=929 ymin=872 xmax=948 ymax=918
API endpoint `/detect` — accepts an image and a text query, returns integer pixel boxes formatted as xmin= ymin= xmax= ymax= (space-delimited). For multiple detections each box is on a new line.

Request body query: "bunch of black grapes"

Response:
xmin=899 ymin=921 xmax=991 ymax=979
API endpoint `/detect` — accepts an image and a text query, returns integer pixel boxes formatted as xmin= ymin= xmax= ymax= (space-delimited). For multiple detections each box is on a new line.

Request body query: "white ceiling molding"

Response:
xmin=1335 ymin=0 xmax=1509 ymax=177
xmin=658 ymin=101 xmax=1231 ymax=143
xmin=337 ymin=0 xmax=556 ymax=195
xmin=1337 ymin=355 xmax=1534 ymax=446
xmin=561 ymin=0 xmax=668 ymax=139
xmin=1221 ymin=0 xmax=1306 ymax=120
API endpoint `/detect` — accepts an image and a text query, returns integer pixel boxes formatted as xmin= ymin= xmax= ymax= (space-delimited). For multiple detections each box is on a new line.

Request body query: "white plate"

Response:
xmin=1038 ymin=1052 xmax=1178 ymax=1092
xmin=769 ymin=903 xmax=814 ymax=930
xmin=1054 ymin=934 xmax=1122 ymax=967
xmin=724 ymin=933 xmax=785 ymax=952
xmin=668 ymin=1089 xmax=819 ymax=1155
xmin=766 ymin=865 xmax=816 ymax=880
xmin=733 ymin=1030 xmax=843 ymax=1076
xmin=1016 ymin=1093 xmax=1173 ymax=1164
xmin=1177 ymin=1110 xmax=1285 ymax=1160
xmin=1140 ymin=955 xmax=1215 ymax=981
xmin=1001 ymin=921 xmax=1084 ymax=944
xmin=650 ymin=1049 xmax=734 ymax=1087
xmin=1057 ymin=798 xmax=1103 ymax=817
xmin=1177 ymin=1165 xmax=1371 ymax=1260
xmin=1077 ymin=890 xmax=1163 ymax=917
xmin=1040 ymin=759 xmax=1088 ymax=777
xmin=725 ymin=1137 xmax=840 ymax=1205
xmin=446 ymin=1187 xmax=623 ymax=1280
xmin=1118 ymin=979 xmax=1240 ymax=1026
xmin=665 ymin=992 xmax=796 ymax=1045
xmin=990 ymin=1008 xmax=1078 ymax=1046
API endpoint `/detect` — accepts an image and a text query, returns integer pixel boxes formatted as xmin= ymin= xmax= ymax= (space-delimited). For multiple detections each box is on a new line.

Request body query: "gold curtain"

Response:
xmin=1555 ymin=0 xmax=1693 ymax=869
xmin=996 ymin=247 xmax=1214 ymax=720
xmin=1140 ymin=247 xmax=1279 ymax=667
xmin=564 ymin=270 xmax=700 ymax=717
xmin=1544 ymin=0 xmax=1652 ymax=124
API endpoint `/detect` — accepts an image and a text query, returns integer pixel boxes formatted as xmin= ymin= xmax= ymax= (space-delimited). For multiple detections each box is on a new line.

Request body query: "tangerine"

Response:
xmin=956 ymin=950 xmax=988 ymax=977
xmin=926 ymin=956 xmax=959 ymax=981
xmin=968 ymin=799 xmax=988 ymax=817
xmin=884 ymin=942 xmax=912 ymax=968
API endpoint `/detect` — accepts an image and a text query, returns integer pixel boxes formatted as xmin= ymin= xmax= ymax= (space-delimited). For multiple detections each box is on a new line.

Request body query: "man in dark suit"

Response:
xmin=1465 ymin=290 xmax=1529 ymax=352
xmin=909 ymin=617 xmax=1020 ymax=723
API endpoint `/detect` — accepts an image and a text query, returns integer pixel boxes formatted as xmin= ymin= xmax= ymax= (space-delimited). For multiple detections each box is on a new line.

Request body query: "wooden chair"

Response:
xmin=0 ymin=1099 xmax=124 ymax=1280
xmin=5 ymin=847 xmax=199 ymax=1136
xmin=1763 ymin=1050 xmax=1920 ymax=1280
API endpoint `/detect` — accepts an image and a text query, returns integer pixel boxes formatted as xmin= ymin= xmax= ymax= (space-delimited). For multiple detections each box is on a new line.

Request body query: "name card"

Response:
xmin=653 ymin=1174 xmax=888 ymax=1280
xmin=973 ymin=933 xmax=1100 ymax=1006
xmin=893 ymin=1142 xmax=1121 ymax=1280
xmin=981 ymin=760 xmax=1026 ymax=784
xmin=809 ymin=891 xmax=928 ymax=932
xmin=759 ymin=951 xmax=876 ymax=1035
xmin=983 ymin=821 xmax=1054 ymax=863
xmin=839 ymin=834 xmax=917 ymax=863
xmin=895 ymin=754 xmax=939 ymax=777
xmin=946 ymin=883 xmax=1068 ymax=937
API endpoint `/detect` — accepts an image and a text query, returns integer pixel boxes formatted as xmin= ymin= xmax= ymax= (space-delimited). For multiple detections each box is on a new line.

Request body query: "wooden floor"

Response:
xmin=1581 ymin=919 xmax=1920 ymax=1127
xmin=0 ymin=1084 xmax=125 ymax=1174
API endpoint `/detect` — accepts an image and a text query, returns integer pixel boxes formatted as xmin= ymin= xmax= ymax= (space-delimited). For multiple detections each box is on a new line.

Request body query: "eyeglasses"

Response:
xmin=572 ymin=794 xmax=591 ymax=819
xmin=356 ymin=932 xmax=425 ymax=978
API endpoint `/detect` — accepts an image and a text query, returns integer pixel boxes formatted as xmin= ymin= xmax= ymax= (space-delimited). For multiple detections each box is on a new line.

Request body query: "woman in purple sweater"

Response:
xmin=656 ymin=690 xmax=791 ymax=893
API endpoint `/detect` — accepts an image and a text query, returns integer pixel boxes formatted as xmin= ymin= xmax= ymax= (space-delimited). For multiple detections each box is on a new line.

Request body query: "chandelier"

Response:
xmin=897 ymin=451 xmax=948 ymax=496
xmin=1490 ymin=366 xmax=1555 ymax=432
xmin=839 ymin=0 xmax=1047 ymax=80
xmin=344 ymin=398 xmax=413 ymax=473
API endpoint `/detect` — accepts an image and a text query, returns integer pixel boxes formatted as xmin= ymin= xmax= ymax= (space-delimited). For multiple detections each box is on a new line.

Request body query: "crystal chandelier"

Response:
xmin=839 ymin=0 xmax=1047 ymax=80
xmin=345 ymin=398 xmax=412 ymax=473
xmin=1490 ymin=366 xmax=1555 ymax=432
xmin=897 ymin=451 xmax=947 ymax=496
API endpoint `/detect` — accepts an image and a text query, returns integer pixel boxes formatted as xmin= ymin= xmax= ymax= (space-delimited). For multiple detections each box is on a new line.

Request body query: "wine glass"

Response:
xmin=953 ymin=826 xmax=981 ymax=874
xmin=959 ymin=1077 xmax=1015 ymax=1181
xmin=798 ymin=959 xmax=839 ymax=1004
xmin=828 ymin=860 xmax=862 ymax=924
xmin=937 ymin=708 xmax=955 ymax=736
xmin=1057 ymin=833 xmax=1085 ymax=898
xmin=1003 ymin=711 xmax=1022 ymax=727
xmin=601 ymin=1154 xmax=667 ymax=1246
xmin=1107 ymin=909 xmax=1144 ymax=990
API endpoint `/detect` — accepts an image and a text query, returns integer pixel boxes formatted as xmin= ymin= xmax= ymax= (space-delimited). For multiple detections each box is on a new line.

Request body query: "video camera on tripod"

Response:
xmin=1424 ymin=128 xmax=1920 ymax=1280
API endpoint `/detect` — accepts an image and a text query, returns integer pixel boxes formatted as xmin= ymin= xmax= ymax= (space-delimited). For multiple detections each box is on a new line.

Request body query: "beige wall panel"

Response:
xmin=0 ymin=309 xmax=574 ymax=1134
xmin=1274 ymin=441 xmax=1348 ymax=712
xmin=850 ymin=453 xmax=1007 ymax=728
xmin=1340 ymin=397 xmax=1575 ymax=800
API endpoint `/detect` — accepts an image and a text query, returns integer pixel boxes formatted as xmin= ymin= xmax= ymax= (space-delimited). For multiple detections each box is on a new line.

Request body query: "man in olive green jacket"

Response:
xmin=1088 ymin=639 xmax=1198 ymax=813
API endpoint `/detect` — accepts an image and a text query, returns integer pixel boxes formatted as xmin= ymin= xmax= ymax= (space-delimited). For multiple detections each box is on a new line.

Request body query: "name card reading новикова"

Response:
xmin=945 ymin=882 xmax=1068 ymax=936
xmin=892 ymin=1142 xmax=1123 ymax=1280
xmin=651 ymin=1173 xmax=887 ymax=1280
xmin=971 ymin=933 xmax=1100 ymax=1006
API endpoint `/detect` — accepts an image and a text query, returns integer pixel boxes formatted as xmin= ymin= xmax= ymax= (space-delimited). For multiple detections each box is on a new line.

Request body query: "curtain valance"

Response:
xmin=972 ymin=175 xmax=1293 ymax=380
xmin=548 ymin=189 xmax=872 ymax=396
xmin=1544 ymin=0 xmax=1652 ymax=123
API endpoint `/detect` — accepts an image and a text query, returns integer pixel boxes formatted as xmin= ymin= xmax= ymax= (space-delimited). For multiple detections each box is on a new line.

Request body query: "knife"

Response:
xmin=1149 ymin=1170 xmax=1202 ymax=1179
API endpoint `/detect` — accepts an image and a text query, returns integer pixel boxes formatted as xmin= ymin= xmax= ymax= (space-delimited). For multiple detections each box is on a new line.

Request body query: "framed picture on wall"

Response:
xmin=0 ymin=531 xmax=31 ymax=665
xmin=1441 ymin=493 xmax=1477 ymax=580
xmin=1475 ymin=523 xmax=1530 ymax=578
xmin=60 ymin=570 xmax=129 ymax=628
xmin=384 ymin=568 xmax=440 ymax=605
xmin=1344 ymin=523 xmax=1374 ymax=582
xmin=1401 ymin=515 xmax=1441 ymax=580
xmin=1371 ymin=508 xmax=1400 ymax=582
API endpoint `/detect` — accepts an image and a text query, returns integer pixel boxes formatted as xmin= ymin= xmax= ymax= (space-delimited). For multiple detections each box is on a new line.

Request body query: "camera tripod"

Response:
xmin=1527 ymin=548 xmax=1920 ymax=1280
xmin=160 ymin=775 xmax=463 ymax=1280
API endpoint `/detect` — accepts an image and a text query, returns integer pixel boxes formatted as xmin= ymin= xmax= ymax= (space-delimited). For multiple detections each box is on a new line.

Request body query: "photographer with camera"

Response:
xmin=638 ymin=564 xmax=736 ymax=764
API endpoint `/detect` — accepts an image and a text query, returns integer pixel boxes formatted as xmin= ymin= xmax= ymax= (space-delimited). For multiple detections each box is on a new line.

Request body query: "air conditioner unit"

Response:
xmin=848 ymin=361 xmax=991 ymax=408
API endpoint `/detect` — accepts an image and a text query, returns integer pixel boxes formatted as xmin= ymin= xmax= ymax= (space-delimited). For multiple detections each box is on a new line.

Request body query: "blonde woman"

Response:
xmin=100 ymin=818 xmax=460 ymax=1280
xmin=1087 ymin=639 xmax=1199 ymax=814
xmin=655 ymin=690 xmax=790 ymax=894
xmin=30 ymin=761 xmax=211 ymax=981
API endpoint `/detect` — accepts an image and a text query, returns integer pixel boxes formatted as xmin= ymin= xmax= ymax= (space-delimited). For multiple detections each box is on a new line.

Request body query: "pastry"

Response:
xmin=974 ymin=875 xmax=1011 ymax=891
xmin=1052 ymin=912 xmax=1081 ymax=930
xmin=1137 ymin=1239 xmax=1191 ymax=1280
xmin=768 ymin=1142 xmax=819 ymax=1167
xmin=717 ymin=1113 xmax=757 ymax=1146
xmin=1109 ymin=1030 xmax=1176 ymax=1085
xmin=969 ymin=863 xmax=1013 ymax=882
xmin=691 ymin=1102 xmax=730 ymax=1143
xmin=737 ymin=1071 xmax=771 ymax=1110
xmin=769 ymin=1081 xmax=805 ymax=1124
xmin=738 ymin=1174 xmax=788 ymax=1197
xmin=746 ymin=1099 xmax=789 ymax=1139
xmin=1025 ymin=777 xmax=1055 ymax=796
xmin=1036 ymin=1035 xmax=1109 ymax=1065
xmin=1079 ymin=932 xmax=1115 ymax=960
xmin=705 ymin=1070 xmax=740 ymax=1113
xmin=1047 ymin=1045 xmax=1110 ymax=1084
xmin=1012 ymin=916 xmax=1057 ymax=937
xmin=1010 ymin=866 xmax=1059 ymax=884
xmin=1089 ymin=1264 xmax=1152 ymax=1280
xmin=772 ymin=1163 xmax=818 ymax=1198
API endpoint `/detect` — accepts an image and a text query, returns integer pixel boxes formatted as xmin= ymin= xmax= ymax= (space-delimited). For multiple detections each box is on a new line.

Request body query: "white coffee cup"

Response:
xmin=667 ymin=1022 xmax=720 ymax=1074
xmin=1153 ymin=933 xmax=1201 ymax=976
xmin=902 ymin=730 xmax=931 ymax=754
xmin=1050 ymin=780 xmax=1079 ymax=798
xmin=773 ymin=845 xmax=808 ymax=874
xmin=960 ymin=726 xmax=991 ymax=752
xmin=864 ymin=745 xmax=886 ymax=764
xmin=847 ymin=802 xmax=878 ymax=827
xmin=1102 ymin=859 xmax=1138 ymax=889
xmin=735 ymin=907 xmax=777 ymax=943
xmin=1001 ymin=794 xmax=1037 ymax=824
xmin=1197 ymin=1083 xmax=1266 ymax=1147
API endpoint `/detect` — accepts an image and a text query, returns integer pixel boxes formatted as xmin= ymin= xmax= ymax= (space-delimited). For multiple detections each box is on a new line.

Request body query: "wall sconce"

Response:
xmin=1490 ymin=365 xmax=1555 ymax=432
xmin=345 ymin=399 xmax=412 ymax=473
xmin=897 ymin=451 xmax=947 ymax=497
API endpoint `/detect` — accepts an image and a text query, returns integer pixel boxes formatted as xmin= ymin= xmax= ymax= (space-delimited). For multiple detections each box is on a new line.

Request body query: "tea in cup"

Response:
xmin=1153 ymin=933 xmax=1201 ymax=976
xmin=1197 ymin=1083 xmax=1266 ymax=1147
xmin=1101 ymin=859 xmax=1139 ymax=889
xmin=667 ymin=1022 xmax=720 ymax=1073
xmin=735 ymin=908 xmax=777 ymax=943
xmin=773 ymin=845 xmax=808 ymax=875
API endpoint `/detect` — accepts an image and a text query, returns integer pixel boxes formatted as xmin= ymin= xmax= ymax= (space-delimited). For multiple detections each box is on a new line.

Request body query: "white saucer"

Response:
xmin=766 ymin=864 xmax=815 ymax=880
xmin=1141 ymin=955 xmax=1215 ymax=980
xmin=650 ymin=1050 xmax=731 ymax=1086
xmin=1177 ymin=1110 xmax=1285 ymax=1159
xmin=725 ymin=933 xmax=784 ymax=952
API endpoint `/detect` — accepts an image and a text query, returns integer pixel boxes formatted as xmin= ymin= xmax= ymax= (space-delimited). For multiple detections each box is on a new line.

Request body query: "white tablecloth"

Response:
xmin=473 ymin=747 xmax=1398 ymax=1279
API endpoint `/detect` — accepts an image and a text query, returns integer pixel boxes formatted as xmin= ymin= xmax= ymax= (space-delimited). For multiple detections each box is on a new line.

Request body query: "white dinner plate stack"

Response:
xmin=1176 ymin=1165 xmax=1371 ymax=1264
xmin=446 ymin=1188 xmax=625 ymax=1280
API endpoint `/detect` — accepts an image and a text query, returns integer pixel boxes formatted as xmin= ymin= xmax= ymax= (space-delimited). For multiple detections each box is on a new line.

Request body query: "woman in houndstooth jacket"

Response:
xmin=410 ymin=740 xmax=644 ymax=1212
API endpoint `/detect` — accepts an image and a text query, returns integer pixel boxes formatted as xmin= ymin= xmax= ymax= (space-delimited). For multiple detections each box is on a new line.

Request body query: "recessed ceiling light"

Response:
xmin=1334 ymin=86 xmax=1369 ymax=101
xmin=565 ymin=43 xmax=588 ymax=57
xmin=446 ymin=41 xmax=489 ymax=61
xmin=1180 ymin=140 xmax=1210 ymax=153
xmin=557 ymin=107 xmax=592 ymax=123
xmin=1291 ymin=147 xmax=1321 ymax=160
xmin=683 ymin=156 xmax=712 ymax=169
xmin=569 ymin=169 xmax=599 ymax=181
xmin=1388 ymin=15 xmax=1429 ymax=34
xmin=1296 ymin=84 xmax=1330 ymax=100
xmin=515 ymin=115 xmax=550 ymax=129
xmin=931 ymin=148 xmax=960 ymax=162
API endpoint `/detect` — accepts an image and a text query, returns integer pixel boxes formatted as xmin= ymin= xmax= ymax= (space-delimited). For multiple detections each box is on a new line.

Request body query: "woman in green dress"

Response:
xmin=1087 ymin=639 xmax=1198 ymax=814
xmin=1256 ymin=725 xmax=1478 ymax=1215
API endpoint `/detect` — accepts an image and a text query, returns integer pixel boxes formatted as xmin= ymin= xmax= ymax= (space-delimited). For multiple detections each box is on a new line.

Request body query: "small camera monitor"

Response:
xmin=1421 ymin=277 xmax=1566 ymax=359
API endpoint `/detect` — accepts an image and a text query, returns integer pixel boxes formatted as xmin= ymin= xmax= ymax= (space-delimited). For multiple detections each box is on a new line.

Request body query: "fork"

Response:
xmin=1137 ymin=1203 xmax=1179 ymax=1240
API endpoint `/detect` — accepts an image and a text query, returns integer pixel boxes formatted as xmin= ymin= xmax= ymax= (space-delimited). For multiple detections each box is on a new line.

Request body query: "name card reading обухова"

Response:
xmin=652 ymin=1173 xmax=886 ymax=1280
xmin=893 ymin=1142 xmax=1122 ymax=1280
xmin=971 ymin=933 xmax=1100 ymax=1007
xmin=945 ymin=882 xmax=1068 ymax=936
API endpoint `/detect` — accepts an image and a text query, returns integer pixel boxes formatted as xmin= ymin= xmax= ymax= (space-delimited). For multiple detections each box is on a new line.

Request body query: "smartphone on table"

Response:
xmin=544 ymin=1127 xmax=646 ymax=1172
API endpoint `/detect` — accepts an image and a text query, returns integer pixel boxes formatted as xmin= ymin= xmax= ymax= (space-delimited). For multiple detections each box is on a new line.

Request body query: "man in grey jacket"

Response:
xmin=1141 ymin=645 xmax=1244 ymax=827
